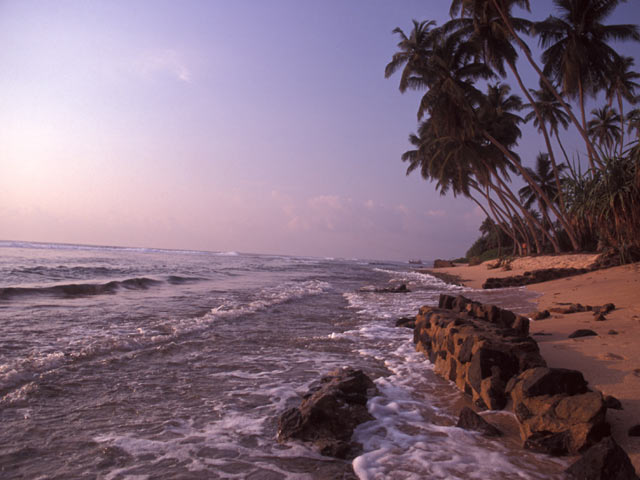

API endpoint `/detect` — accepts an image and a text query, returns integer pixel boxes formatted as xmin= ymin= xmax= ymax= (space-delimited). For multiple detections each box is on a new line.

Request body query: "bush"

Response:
xmin=450 ymin=257 xmax=468 ymax=263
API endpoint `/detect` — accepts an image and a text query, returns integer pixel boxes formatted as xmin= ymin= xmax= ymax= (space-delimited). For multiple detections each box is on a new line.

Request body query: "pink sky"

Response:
xmin=1 ymin=1 xmax=639 ymax=260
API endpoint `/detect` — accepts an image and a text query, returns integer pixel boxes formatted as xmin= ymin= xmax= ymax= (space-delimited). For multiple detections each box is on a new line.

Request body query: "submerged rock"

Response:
xmin=277 ymin=367 xmax=377 ymax=459
xmin=395 ymin=317 xmax=416 ymax=329
xmin=456 ymin=407 xmax=502 ymax=437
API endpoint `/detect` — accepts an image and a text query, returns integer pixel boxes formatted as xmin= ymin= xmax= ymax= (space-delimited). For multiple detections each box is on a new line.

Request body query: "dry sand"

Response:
xmin=431 ymin=255 xmax=640 ymax=469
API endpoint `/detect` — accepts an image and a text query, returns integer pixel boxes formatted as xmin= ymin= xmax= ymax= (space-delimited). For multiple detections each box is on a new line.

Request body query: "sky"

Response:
xmin=1 ymin=0 xmax=640 ymax=261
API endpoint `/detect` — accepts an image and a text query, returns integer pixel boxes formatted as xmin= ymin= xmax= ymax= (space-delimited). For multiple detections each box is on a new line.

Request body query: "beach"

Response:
xmin=430 ymin=255 xmax=640 ymax=471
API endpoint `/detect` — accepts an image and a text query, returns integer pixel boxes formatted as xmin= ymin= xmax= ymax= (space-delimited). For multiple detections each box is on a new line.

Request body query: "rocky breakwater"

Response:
xmin=277 ymin=367 xmax=378 ymax=459
xmin=414 ymin=294 xmax=612 ymax=457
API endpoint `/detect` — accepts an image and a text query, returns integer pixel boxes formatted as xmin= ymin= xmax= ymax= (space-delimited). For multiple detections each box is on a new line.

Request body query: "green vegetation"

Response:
xmin=387 ymin=0 xmax=640 ymax=262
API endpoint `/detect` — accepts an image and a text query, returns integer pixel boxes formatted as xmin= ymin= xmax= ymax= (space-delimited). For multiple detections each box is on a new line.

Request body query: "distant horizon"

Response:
xmin=0 ymin=237 xmax=426 ymax=263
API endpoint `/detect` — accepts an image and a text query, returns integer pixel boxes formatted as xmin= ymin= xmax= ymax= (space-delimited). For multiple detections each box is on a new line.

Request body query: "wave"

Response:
xmin=0 ymin=277 xmax=162 ymax=300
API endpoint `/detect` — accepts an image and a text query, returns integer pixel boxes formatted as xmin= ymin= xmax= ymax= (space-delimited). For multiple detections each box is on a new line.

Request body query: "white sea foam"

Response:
xmin=337 ymin=317 xmax=568 ymax=479
xmin=209 ymin=279 xmax=330 ymax=319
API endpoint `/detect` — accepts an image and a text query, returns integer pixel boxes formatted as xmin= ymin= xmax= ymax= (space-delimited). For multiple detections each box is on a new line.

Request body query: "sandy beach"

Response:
xmin=429 ymin=255 xmax=640 ymax=470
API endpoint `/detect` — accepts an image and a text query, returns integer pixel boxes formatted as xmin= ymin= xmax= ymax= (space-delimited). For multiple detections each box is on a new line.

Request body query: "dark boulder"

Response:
xmin=518 ymin=367 xmax=589 ymax=397
xmin=376 ymin=283 xmax=410 ymax=293
xmin=456 ymin=407 xmax=502 ymax=437
xmin=604 ymin=395 xmax=623 ymax=410
xmin=433 ymin=259 xmax=455 ymax=268
xmin=629 ymin=425 xmax=640 ymax=437
xmin=569 ymin=329 xmax=598 ymax=339
xmin=395 ymin=317 xmax=415 ymax=329
xmin=566 ymin=436 xmax=639 ymax=480
xmin=277 ymin=368 xmax=378 ymax=458
xmin=532 ymin=310 xmax=550 ymax=320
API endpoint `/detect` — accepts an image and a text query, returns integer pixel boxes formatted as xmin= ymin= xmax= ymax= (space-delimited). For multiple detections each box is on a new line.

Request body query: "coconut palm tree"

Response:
xmin=588 ymin=106 xmax=622 ymax=158
xmin=524 ymin=81 xmax=571 ymax=210
xmin=451 ymin=0 xmax=602 ymax=167
xmin=384 ymin=20 xmax=438 ymax=93
xmin=628 ymin=107 xmax=640 ymax=140
xmin=518 ymin=153 xmax=566 ymax=215
xmin=534 ymin=0 xmax=640 ymax=170
xmin=606 ymin=56 xmax=640 ymax=155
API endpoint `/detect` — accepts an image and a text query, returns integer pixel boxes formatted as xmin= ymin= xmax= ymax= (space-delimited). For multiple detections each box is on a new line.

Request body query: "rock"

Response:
xmin=433 ymin=259 xmax=454 ymax=268
xmin=524 ymin=431 xmax=572 ymax=455
xmin=483 ymin=268 xmax=591 ymax=289
xmin=532 ymin=310 xmax=550 ymax=320
xmin=608 ymin=330 xmax=619 ymax=335
xmin=569 ymin=329 xmax=598 ymax=339
xmin=629 ymin=425 xmax=640 ymax=437
xmin=456 ymin=407 xmax=502 ymax=437
xmin=510 ymin=369 xmax=608 ymax=455
xmin=595 ymin=313 xmax=608 ymax=322
xmin=277 ymin=367 xmax=377 ymax=458
xmin=593 ymin=303 xmax=616 ymax=315
xmin=604 ymin=395 xmax=623 ymax=410
xmin=376 ymin=284 xmax=410 ymax=293
xmin=566 ymin=436 xmax=639 ymax=480
xmin=516 ymin=367 xmax=589 ymax=398
xmin=395 ymin=317 xmax=415 ymax=329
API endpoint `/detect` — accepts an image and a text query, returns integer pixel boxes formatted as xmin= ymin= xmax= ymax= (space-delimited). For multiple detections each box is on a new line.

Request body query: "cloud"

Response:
xmin=137 ymin=49 xmax=192 ymax=83
xmin=427 ymin=209 xmax=445 ymax=217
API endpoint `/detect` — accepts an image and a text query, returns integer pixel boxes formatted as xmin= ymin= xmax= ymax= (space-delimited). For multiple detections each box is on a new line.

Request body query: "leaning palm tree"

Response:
xmin=588 ymin=106 xmax=622 ymax=158
xmin=384 ymin=20 xmax=438 ymax=93
xmin=451 ymin=0 xmax=602 ymax=167
xmin=534 ymin=0 xmax=640 ymax=170
xmin=606 ymin=56 xmax=640 ymax=155
xmin=628 ymin=107 xmax=640 ymax=140
xmin=524 ymin=80 xmax=571 ymax=210
xmin=518 ymin=153 xmax=566 ymax=217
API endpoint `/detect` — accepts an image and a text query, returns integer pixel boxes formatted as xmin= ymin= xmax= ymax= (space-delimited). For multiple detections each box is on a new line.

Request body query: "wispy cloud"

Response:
xmin=136 ymin=49 xmax=192 ymax=83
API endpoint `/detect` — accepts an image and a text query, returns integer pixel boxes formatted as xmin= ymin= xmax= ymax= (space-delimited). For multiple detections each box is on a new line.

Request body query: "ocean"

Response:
xmin=0 ymin=241 xmax=568 ymax=479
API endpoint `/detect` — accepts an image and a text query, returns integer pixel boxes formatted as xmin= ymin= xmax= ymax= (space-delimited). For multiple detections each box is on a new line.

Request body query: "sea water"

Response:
xmin=0 ymin=241 xmax=567 ymax=479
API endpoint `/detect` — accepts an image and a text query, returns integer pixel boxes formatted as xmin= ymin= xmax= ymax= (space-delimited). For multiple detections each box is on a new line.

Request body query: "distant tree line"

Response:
xmin=386 ymin=0 xmax=640 ymax=262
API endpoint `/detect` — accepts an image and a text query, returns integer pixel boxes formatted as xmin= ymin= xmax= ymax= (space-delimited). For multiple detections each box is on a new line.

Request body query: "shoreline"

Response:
xmin=425 ymin=255 xmax=640 ymax=471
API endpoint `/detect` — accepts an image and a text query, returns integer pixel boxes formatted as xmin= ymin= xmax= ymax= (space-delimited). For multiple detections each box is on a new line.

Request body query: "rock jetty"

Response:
xmin=413 ymin=294 xmax=636 ymax=474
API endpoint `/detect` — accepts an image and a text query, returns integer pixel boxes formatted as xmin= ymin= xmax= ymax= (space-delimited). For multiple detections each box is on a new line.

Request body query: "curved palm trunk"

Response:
xmin=490 ymin=186 xmax=529 ymax=254
xmin=490 ymin=0 xmax=601 ymax=167
xmin=578 ymin=78 xmax=598 ymax=172
xmin=555 ymin=129 xmax=571 ymax=165
xmin=618 ymin=92 xmax=625 ymax=157
xmin=468 ymin=188 xmax=513 ymax=256
xmin=507 ymin=61 xmax=567 ymax=214
xmin=491 ymin=173 xmax=558 ymax=254
xmin=474 ymin=182 xmax=525 ymax=255
xmin=482 ymin=129 xmax=580 ymax=251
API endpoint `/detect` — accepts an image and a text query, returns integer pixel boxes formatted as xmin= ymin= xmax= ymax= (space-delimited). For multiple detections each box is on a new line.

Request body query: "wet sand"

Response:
xmin=428 ymin=255 xmax=640 ymax=470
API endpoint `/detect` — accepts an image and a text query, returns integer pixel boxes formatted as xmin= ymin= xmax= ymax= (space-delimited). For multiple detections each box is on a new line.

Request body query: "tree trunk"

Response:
xmin=490 ymin=0 xmax=601 ymax=167
xmin=579 ymin=78 xmax=598 ymax=173
xmin=507 ymin=61 xmax=567 ymax=215
xmin=618 ymin=92 xmax=625 ymax=157
xmin=482 ymin=130 xmax=578 ymax=251
xmin=471 ymin=183 xmax=520 ymax=252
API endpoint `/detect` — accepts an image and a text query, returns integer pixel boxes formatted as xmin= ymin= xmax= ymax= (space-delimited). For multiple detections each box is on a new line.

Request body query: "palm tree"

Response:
xmin=534 ymin=0 xmax=640 ymax=170
xmin=588 ymin=106 xmax=622 ymax=158
xmin=606 ymin=56 xmax=640 ymax=155
xmin=384 ymin=20 xmax=438 ymax=93
xmin=518 ymin=153 xmax=566 ymax=216
xmin=524 ymin=80 xmax=571 ymax=210
xmin=628 ymin=106 xmax=640 ymax=140
xmin=451 ymin=0 xmax=602 ymax=168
